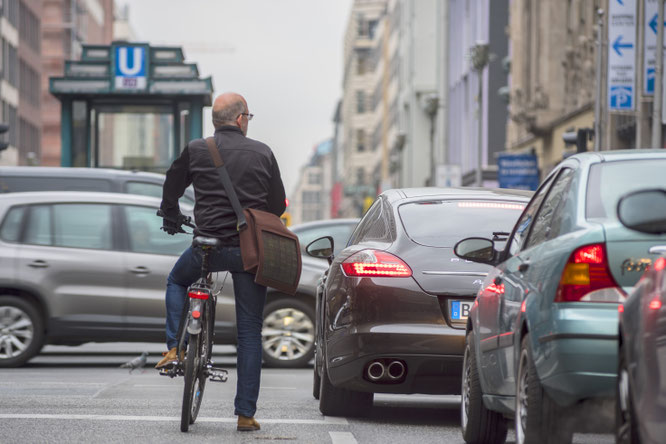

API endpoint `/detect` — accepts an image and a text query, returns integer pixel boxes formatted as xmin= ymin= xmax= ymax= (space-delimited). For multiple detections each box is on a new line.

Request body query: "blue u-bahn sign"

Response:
xmin=498 ymin=153 xmax=540 ymax=191
xmin=113 ymin=44 xmax=148 ymax=92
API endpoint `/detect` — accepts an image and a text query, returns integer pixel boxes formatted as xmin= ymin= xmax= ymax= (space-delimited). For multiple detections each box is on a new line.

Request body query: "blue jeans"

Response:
xmin=165 ymin=245 xmax=267 ymax=418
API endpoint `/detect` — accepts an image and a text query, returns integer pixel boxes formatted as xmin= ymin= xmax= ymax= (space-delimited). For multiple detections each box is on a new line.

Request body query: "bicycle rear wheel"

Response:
xmin=180 ymin=308 xmax=211 ymax=432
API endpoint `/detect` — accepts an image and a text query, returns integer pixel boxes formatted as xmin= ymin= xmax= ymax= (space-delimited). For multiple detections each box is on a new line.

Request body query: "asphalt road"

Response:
xmin=0 ymin=343 xmax=614 ymax=444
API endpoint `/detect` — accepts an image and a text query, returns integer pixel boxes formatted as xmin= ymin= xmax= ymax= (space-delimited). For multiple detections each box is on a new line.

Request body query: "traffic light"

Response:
xmin=562 ymin=128 xmax=593 ymax=153
xmin=0 ymin=123 xmax=9 ymax=152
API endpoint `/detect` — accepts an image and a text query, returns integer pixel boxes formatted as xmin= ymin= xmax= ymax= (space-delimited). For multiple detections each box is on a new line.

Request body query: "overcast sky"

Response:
xmin=118 ymin=0 xmax=354 ymax=195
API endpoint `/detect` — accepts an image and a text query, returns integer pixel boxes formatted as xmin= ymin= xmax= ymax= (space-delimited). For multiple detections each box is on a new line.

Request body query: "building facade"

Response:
xmin=448 ymin=0 xmax=509 ymax=186
xmin=41 ymin=0 xmax=114 ymax=166
xmin=290 ymin=140 xmax=332 ymax=226
xmin=0 ymin=0 xmax=42 ymax=166
xmin=506 ymin=0 xmax=600 ymax=175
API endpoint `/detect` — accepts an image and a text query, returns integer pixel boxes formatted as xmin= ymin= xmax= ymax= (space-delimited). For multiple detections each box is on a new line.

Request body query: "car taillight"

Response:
xmin=341 ymin=250 xmax=412 ymax=277
xmin=555 ymin=243 xmax=625 ymax=303
xmin=188 ymin=290 xmax=209 ymax=300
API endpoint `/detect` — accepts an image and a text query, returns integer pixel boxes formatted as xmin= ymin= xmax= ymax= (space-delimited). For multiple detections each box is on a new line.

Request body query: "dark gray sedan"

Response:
xmin=307 ymin=187 xmax=532 ymax=417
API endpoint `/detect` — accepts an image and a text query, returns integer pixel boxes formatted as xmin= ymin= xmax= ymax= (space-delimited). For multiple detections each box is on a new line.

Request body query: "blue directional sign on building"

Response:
xmin=643 ymin=0 xmax=666 ymax=95
xmin=113 ymin=44 xmax=148 ymax=92
xmin=497 ymin=153 xmax=540 ymax=191
xmin=608 ymin=0 xmax=636 ymax=111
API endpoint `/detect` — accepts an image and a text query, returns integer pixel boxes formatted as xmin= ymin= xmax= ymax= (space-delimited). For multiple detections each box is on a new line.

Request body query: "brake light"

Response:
xmin=618 ymin=304 xmax=624 ymax=313
xmin=341 ymin=250 xmax=412 ymax=277
xmin=192 ymin=310 xmax=201 ymax=319
xmin=188 ymin=290 xmax=209 ymax=300
xmin=555 ymin=243 xmax=625 ymax=303
xmin=655 ymin=257 xmax=666 ymax=272
xmin=649 ymin=299 xmax=662 ymax=310
xmin=484 ymin=283 xmax=504 ymax=294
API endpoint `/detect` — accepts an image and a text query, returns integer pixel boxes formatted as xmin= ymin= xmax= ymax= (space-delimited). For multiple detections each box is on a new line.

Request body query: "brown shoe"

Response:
xmin=237 ymin=415 xmax=260 ymax=432
xmin=154 ymin=347 xmax=181 ymax=369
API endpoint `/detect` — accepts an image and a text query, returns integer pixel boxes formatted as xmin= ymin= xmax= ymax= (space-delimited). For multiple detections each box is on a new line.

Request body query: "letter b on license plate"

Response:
xmin=450 ymin=300 xmax=472 ymax=321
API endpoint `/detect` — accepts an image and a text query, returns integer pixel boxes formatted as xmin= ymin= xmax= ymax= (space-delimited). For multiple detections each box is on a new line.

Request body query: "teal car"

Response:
xmin=453 ymin=150 xmax=666 ymax=444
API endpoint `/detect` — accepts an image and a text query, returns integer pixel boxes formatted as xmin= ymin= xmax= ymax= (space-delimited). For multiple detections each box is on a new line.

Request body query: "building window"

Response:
xmin=308 ymin=172 xmax=322 ymax=185
xmin=356 ymin=129 xmax=366 ymax=152
xmin=356 ymin=90 xmax=366 ymax=114
xmin=4 ymin=0 xmax=19 ymax=28
xmin=302 ymin=191 xmax=320 ymax=204
xmin=356 ymin=167 xmax=365 ymax=185
xmin=357 ymin=51 xmax=368 ymax=75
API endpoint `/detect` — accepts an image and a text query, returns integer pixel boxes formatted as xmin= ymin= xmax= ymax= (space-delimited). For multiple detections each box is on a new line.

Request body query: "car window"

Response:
xmin=294 ymin=223 xmax=356 ymax=255
xmin=586 ymin=159 xmax=666 ymax=220
xmin=399 ymin=200 xmax=526 ymax=248
xmin=347 ymin=198 xmax=393 ymax=245
xmin=25 ymin=205 xmax=53 ymax=246
xmin=126 ymin=181 xmax=195 ymax=207
xmin=508 ymin=175 xmax=554 ymax=255
xmin=0 ymin=176 xmax=113 ymax=192
xmin=523 ymin=169 xmax=575 ymax=249
xmin=53 ymin=204 xmax=113 ymax=250
xmin=125 ymin=205 xmax=191 ymax=255
xmin=0 ymin=206 xmax=27 ymax=242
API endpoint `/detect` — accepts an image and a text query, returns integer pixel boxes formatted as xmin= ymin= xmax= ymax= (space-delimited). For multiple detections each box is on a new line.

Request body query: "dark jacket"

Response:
xmin=160 ymin=125 xmax=286 ymax=245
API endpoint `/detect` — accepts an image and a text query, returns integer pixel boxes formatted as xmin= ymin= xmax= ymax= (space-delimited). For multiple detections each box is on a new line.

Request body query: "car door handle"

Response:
xmin=28 ymin=260 xmax=49 ymax=268
xmin=518 ymin=262 xmax=530 ymax=273
xmin=130 ymin=266 xmax=150 ymax=275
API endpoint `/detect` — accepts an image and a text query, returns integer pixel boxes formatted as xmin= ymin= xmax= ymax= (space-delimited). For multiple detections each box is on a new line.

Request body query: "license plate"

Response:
xmin=450 ymin=300 xmax=473 ymax=321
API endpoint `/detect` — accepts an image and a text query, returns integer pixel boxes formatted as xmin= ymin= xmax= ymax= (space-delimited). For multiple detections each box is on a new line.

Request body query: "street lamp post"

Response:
xmin=470 ymin=42 xmax=490 ymax=187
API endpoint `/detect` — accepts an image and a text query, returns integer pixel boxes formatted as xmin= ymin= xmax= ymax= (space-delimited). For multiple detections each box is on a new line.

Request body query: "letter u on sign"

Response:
xmin=117 ymin=47 xmax=145 ymax=77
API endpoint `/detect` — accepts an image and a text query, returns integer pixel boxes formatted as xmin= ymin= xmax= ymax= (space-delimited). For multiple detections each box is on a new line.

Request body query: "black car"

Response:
xmin=306 ymin=187 xmax=532 ymax=417
xmin=616 ymin=189 xmax=666 ymax=444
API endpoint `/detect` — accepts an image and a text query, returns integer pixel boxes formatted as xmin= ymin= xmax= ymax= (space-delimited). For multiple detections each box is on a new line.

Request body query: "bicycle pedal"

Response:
xmin=158 ymin=361 xmax=181 ymax=378
xmin=206 ymin=366 xmax=228 ymax=382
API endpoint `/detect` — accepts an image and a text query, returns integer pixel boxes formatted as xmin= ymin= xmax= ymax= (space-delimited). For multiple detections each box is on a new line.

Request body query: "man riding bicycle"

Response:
xmin=156 ymin=92 xmax=286 ymax=432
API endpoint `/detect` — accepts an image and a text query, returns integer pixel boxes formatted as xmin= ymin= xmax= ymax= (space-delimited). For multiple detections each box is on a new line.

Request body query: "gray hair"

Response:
xmin=212 ymin=99 xmax=246 ymax=129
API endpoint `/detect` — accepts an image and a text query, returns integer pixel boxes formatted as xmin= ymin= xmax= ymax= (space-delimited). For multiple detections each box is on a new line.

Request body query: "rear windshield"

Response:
xmin=398 ymin=200 xmax=526 ymax=247
xmin=586 ymin=159 xmax=666 ymax=220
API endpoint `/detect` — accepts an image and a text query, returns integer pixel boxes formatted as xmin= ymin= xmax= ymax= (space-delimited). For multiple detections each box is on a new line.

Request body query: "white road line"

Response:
xmin=329 ymin=431 xmax=358 ymax=444
xmin=0 ymin=414 xmax=348 ymax=425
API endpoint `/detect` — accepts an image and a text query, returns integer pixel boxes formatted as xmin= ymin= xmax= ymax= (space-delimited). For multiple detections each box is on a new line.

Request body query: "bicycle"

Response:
xmin=156 ymin=210 xmax=229 ymax=432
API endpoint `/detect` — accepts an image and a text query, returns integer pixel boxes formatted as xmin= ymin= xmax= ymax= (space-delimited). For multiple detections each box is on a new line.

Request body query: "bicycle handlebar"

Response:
xmin=156 ymin=209 xmax=196 ymax=232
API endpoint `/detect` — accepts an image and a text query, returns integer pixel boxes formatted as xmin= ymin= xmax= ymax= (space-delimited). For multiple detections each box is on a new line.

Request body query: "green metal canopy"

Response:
xmin=50 ymin=41 xmax=214 ymax=170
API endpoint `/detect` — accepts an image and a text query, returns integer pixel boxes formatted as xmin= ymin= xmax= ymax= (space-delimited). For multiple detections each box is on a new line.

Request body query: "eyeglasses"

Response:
xmin=239 ymin=113 xmax=254 ymax=121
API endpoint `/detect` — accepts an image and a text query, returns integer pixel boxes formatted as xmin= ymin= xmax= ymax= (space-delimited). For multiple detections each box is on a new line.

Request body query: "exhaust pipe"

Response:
xmin=387 ymin=361 xmax=406 ymax=380
xmin=367 ymin=361 xmax=386 ymax=381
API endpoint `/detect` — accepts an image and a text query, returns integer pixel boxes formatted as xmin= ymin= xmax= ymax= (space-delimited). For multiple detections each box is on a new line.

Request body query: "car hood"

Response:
xmin=398 ymin=243 xmax=492 ymax=296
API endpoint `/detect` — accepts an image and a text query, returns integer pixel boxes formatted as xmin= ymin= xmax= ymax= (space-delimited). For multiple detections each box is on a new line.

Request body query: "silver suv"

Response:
xmin=0 ymin=192 xmax=358 ymax=368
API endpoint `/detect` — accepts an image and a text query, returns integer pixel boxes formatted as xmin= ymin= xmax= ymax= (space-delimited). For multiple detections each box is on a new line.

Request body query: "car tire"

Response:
xmin=515 ymin=334 xmax=572 ymax=444
xmin=0 ymin=295 xmax=45 ymax=368
xmin=262 ymin=297 xmax=316 ymax=368
xmin=461 ymin=331 xmax=507 ymax=444
xmin=319 ymin=358 xmax=372 ymax=417
xmin=616 ymin=339 xmax=640 ymax=444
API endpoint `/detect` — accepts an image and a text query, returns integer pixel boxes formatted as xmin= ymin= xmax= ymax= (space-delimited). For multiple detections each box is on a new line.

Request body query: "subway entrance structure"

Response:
xmin=50 ymin=42 xmax=213 ymax=171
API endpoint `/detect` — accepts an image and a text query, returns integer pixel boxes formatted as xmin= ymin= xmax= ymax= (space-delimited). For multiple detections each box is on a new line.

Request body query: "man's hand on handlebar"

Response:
xmin=157 ymin=209 xmax=194 ymax=235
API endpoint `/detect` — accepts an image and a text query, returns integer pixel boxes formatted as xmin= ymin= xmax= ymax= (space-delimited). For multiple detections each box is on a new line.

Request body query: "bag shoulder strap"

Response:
xmin=205 ymin=137 xmax=247 ymax=230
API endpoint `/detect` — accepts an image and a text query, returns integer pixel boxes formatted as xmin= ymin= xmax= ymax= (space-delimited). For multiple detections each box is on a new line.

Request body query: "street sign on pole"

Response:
xmin=608 ymin=0 xmax=637 ymax=111
xmin=643 ymin=0 xmax=666 ymax=95
xmin=497 ymin=154 xmax=540 ymax=191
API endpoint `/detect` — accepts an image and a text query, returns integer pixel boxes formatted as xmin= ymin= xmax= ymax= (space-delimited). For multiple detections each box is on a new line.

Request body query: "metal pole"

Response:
xmin=476 ymin=76 xmax=483 ymax=186
xmin=653 ymin=0 xmax=665 ymax=148
xmin=594 ymin=9 xmax=604 ymax=151
xmin=636 ymin=0 xmax=644 ymax=149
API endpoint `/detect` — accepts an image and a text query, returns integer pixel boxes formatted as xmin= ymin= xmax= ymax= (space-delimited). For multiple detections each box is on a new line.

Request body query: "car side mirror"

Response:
xmin=454 ymin=237 xmax=497 ymax=264
xmin=617 ymin=189 xmax=666 ymax=234
xmin=306 ymin=236 xmax=335 ymax=264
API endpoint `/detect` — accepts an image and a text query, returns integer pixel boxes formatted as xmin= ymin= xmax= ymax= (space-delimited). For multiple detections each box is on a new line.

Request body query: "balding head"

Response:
xmin=212 ymin=92 xmax=249 ymax=133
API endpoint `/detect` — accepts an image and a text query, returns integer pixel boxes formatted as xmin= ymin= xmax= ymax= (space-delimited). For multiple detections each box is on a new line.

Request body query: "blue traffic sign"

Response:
xmin=498 ymin=153 xmax=540 ymax=191
xmin=612 ymin=35 xmax=634 ymax=56
xmin=114 ymin=45 xmax=148 ymax=91
xmin=610 ymin=86 xmax=633 ymax=109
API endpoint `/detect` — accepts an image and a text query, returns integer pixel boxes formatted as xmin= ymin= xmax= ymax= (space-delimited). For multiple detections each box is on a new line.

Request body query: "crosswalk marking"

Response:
xmin=329 ymin=431 xmax=358 ymax=444
xmin=0 ymin=413 xmax=348 ymax=425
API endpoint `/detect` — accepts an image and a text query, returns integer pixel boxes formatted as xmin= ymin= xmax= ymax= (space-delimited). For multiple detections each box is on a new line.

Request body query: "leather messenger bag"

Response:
xmin=205 ymin=137 xmax=301 ymax=295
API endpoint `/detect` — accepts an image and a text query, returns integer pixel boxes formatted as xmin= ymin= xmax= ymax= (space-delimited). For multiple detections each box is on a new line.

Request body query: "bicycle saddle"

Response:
xmin=193 ymin=236 xmax=221 ymax=248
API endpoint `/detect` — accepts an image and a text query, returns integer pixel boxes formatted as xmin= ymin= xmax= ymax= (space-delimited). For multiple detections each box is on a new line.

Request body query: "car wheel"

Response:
xmin=461 ymin=331 xmax=507 ymax=444
xmin=319 ymin=358 xmax=372 ymax=417
xmin=515 ymin=334 xmax=572 ymax=444
xmin=0 ymin=295 xmax=45 ymax=368
xmin=262 ymin=297 xmax=315 ymax=368
xmin=616 ymin=339 xmax=640 ymax=444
